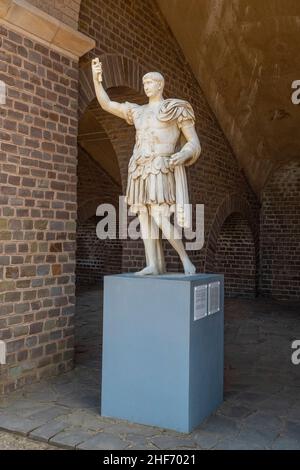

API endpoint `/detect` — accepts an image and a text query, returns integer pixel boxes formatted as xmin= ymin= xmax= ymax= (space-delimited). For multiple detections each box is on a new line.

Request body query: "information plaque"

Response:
xmin=194 ymin=284 xmax=208 ymax=320
xmin=208 ymin=281 xmax=220 ymax=315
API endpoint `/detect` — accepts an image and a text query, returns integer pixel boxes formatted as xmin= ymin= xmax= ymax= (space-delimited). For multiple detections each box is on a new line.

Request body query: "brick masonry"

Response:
xmin=78 ymin=0 xmax=260 ymax=276
xmin=0 ymin=25 xmax=78 ymax=394
xmin=260 ymin=161 xmax=300 ymax=300
xmin=27 ymin=0 xmax=81 ymax=30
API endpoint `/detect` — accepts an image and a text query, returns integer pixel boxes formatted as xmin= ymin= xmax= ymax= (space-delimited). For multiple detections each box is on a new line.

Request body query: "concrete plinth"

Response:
xmin=101 ymin=273 xmax=224 ymax=433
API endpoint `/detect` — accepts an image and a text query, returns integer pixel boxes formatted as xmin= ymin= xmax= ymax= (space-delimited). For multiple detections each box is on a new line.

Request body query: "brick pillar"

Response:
xmin=0 ymin=25 xmax=78 ymax=394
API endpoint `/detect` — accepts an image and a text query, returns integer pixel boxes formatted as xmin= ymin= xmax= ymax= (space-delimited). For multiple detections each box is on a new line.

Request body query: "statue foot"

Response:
xmin=134 ymin=265 xmax=159 ymax=276
xmin=182 ymin=258 xmax=196 ymax=275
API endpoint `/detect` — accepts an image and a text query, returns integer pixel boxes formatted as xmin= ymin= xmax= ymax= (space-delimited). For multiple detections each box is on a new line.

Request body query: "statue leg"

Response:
xmin=134 ymin=210 xmax=160 ymax=276
xmin=152 ymin=211 xmax=196 ymax=275
xmin=155 ymin=232 xmax=166 ymax=274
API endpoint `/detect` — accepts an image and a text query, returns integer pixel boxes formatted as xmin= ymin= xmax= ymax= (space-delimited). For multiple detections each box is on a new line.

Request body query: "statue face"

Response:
xmin=143 ymin=78 xmax=162 ymax=98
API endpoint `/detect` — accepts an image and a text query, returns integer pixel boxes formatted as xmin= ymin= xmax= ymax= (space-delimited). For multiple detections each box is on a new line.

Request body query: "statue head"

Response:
xmin=142 ymin=72 xmax=165 ymax=98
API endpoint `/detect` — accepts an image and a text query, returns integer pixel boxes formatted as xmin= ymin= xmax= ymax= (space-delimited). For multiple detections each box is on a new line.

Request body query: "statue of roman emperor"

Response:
xmin=91 ymin=59 xmax=201 ymax=275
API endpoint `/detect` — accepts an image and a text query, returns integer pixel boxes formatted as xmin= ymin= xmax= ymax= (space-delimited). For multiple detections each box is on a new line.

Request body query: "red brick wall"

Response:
xmin=76 ymin=147 xmax=122 ymax=284
xmin=214 ymin=213 xmax=256 ymax=298
xmin=0 ymin=25 xmax=78 ymax=394
xmin=260 ymin=161 xmax=300 ymax=300
xmin=76 ymin=216 xmax=123 ymax=284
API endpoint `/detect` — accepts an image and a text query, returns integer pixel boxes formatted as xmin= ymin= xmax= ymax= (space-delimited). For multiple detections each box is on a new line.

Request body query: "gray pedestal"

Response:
xmin=101 ymin=273 xmax=224 ymax=433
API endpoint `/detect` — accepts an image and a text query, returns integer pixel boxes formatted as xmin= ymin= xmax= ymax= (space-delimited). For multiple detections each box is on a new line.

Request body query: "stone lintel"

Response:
xmin=0 ymin=0 xmax=95 ymax=60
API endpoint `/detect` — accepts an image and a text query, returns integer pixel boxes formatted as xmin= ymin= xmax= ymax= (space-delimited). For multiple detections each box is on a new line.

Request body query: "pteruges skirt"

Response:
xmin=125 ymin=154 xmax=176 ymax=215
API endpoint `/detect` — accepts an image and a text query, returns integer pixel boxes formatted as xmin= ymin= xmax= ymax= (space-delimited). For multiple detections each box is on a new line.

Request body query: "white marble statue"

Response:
xmin=92 ymin=59 xmax=201 ymax=275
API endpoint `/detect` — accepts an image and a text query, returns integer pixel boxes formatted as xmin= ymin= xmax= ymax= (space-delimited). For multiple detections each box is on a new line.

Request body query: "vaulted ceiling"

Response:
xmin=158 ymin=0 xmax=300 ymax=195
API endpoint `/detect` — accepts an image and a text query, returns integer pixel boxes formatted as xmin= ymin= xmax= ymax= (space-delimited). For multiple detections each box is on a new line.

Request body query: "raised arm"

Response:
xmin=91 ymin=59 xmax=127 ymax=120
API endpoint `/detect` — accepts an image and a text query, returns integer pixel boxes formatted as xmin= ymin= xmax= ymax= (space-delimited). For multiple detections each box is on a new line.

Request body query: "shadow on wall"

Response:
xmin=260 ymin=161 xmax=300 ymax=300
xmin=76 ymin=99 xmax=124 ymax=287
xmin=76 ymin=215 xmax=122 ymax=286
xmin=214 ymin=212 xmax=257 ymax=298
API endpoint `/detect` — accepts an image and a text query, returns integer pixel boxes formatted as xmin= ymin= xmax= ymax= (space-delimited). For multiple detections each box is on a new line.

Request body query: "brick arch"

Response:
xmin=205 ymin=193 xmax=259 ymax=275
xmin=79 ymin=54 xmax=147 ymax=119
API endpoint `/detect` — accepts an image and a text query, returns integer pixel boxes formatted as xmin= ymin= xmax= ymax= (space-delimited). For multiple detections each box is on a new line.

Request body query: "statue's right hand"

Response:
xmin=91 ymin=58 xmax=102 ymax=82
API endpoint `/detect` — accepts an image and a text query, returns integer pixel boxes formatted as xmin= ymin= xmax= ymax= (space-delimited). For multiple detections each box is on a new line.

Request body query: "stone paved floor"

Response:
xmin=0 ymin=286 xmax=300 ymax=450
xmin=0 ymin=431 xmax=57 ymax=450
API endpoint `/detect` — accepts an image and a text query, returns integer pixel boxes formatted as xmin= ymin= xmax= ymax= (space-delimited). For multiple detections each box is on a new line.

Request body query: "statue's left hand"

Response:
xmin=169 ymin=151 xmax=190 ymax=169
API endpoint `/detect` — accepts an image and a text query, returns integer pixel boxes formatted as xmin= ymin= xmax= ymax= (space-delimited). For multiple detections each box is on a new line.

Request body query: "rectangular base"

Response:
xmin=101 ymin=273 xmax=224 ymax=433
